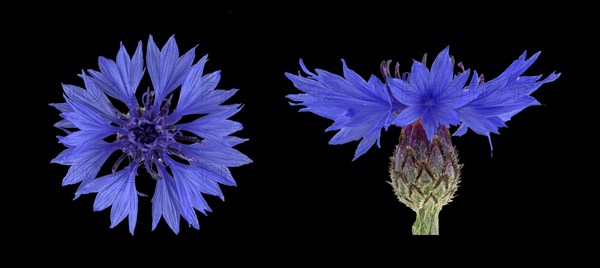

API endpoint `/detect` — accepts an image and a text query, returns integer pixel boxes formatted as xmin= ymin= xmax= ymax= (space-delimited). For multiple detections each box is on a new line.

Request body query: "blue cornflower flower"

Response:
xmin=388 ymin=47 xmax=560 ymax=146
xmin=286 ymin=47 xmax=559 ymax=159
xmin=51 ymin=36 xmax=252 ymax=235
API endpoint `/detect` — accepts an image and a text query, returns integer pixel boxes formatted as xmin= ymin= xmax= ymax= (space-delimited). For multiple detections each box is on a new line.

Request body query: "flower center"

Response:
xmin=110 ymin=89 xmax=204 ymax=180
xmin=133 ymin=123 xmax=159 ymax=144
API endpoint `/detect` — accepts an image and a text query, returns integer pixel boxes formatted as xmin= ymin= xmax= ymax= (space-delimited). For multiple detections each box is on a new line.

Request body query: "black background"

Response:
xmin=21 ymin=2 xmax=589 ymax=255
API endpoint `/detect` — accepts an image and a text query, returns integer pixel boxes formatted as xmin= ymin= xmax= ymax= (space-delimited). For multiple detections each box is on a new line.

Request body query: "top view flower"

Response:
xmin=286 ymin=47 xmax=560 ymax=159
xmin=51 ymin=36 xmax=252 ymax=235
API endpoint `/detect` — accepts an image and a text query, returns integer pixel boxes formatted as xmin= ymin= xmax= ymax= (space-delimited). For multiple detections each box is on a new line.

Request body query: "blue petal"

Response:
xmin=496 ymin=100 xmax=540 ymax=122
xmin=467 ymin=70 xmax=480 ymax=90
xmin=110 ymin=176 xmax=139 ymax=235
xmin=431 ymin=106 xmax=460 ymax=126
xmin=76 ymin=164 xmax=139 ymax=235
xmin=456 ymin=51 xmax=560 ymax=144
xmin=341 ymin=59 xmax=384 ymax=102
xmin=286 ymin=84 xmax=355 ymax=120
xmin=453 ymin=124 xmax=468 ymax=136
xmin=421 ymin=112 xmax=439 ymax=141
xmin=164 ymin=157 xmax=221 ymax=229
xmin=335 ymin=111 xmax=388 ymax=160
xmin=50 ymin=102 xmax=76 ymax=130
xmin=298 ymin=59 xmax=316 ymax=77
xmin=180 ymin=88 xmax=238 ymax=117
xmin=352 ymin=130 xmax=380 ymax=161
xmin=329 ymin=123 xmax=370 ymax=145
xmin=54 ymin=119 xmax=76 ymax=129
xmin=285 ymin=72 xmax=326 ymax=97
xmin=116 ymin=41 xmax=144 ymax=96
xmin=437 ymin=71 xmax=476 ymax=109
xmin=287 ymin=60 xmax=394 ymax=160
xmin=62 ymin=80 xmax=118 ymax=124
xmin=97 ymin=57 xmax=126 ymax=96
xmin=147 ymin=35 xmax=197 ymax=104
xmin=448 ymin=69 xmax=471 ymax=93
xmin=172 ymin=57 xmax=238 ymax=120
xmin=177 ymin=104 xmax=243 ymax=141
xmin=148 ymin=35 xmax=179 ymax=99
xmin=92 ymin=51 xmax=140 ymax=109
xmin=58 ymin=129 xmax=115 ymax=158
xmin=457 ymin=112 xmax=504 ymax=136
xmin=55 ymin=130 xmax=100 ymax=148
xmin=62 ymin=98 xmax=114 ymax=131
xmin=167 ymin=158 xmax=224 ymax=199
xmin=224 ymin=137 xmax=249 ymax=147
xmin=430 ymin=46 xmax=453 ymax=91
xmin=408 ymin=60 xmax=430 ymax=93
xmin=177 ymin=140 xmax=252 ymax=167
xmin=50 ymin=102 xmax=71 ymax=113
xmin=153 ymin=166 xmax=182 ymax=234
xmin=87 ymin=69 xmax=135 ymax=109
xmin=387 ymin=78 xmax=422 ymax=106
xmin=367 ymin=74 xmax=391 ymax=105
xmin=79 ymin=73 xmax=120 ymax=123
xmin=391 ymin=106 xmax=423 ymax=126
xmin=57 ymin=96 xmax=117 ymax=159
xmin=314 ymin=68 xmax=371 ymax=101
xmin=286 ymin=71 xmax=371 ymax=119
xmin=341 ymin=107 xmax=390 ymax=128
xmin=55 ymin=142 xmax=119 ymax=186
xmin=500 ymin=51 xmax=540 ymax=82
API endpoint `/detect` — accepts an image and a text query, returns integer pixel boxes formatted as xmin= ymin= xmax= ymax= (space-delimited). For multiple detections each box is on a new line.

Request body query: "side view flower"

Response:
xmin=286 ymin=47 xmax=559 ymax=234
xmin=51 ymin=36 xmax=252 ymax=235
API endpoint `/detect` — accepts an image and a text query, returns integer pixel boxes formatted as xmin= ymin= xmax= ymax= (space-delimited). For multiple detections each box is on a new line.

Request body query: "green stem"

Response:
xmin=412 ymin=206 xmax=441 ymax=235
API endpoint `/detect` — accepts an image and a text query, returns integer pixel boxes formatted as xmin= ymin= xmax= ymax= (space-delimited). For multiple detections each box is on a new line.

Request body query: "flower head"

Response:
xmin=286 ymin=47 xmax=559 ymax=159
xmin=387 ymin=47 xmax=561 ymax=146
xmin=51 ymin=36 xmax=252 ymax=234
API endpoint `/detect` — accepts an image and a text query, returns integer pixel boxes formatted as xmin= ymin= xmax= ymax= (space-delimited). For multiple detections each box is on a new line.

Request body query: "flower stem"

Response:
xmin=412 ymin=205 xmax=441 ymax=235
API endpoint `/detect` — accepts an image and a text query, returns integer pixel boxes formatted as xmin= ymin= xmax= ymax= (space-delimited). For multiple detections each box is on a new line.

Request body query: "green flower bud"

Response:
xmin=389 ymin=121 xmax=462 ymax=235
